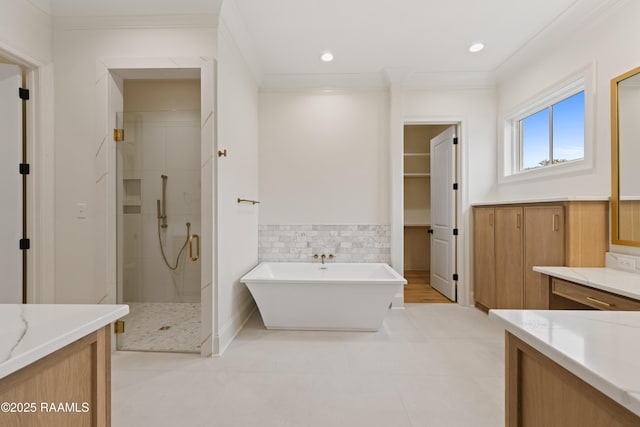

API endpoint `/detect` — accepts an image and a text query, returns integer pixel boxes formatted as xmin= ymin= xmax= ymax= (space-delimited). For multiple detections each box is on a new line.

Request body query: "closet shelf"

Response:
xmin=403 ymin=173 xmax=431 ymax=178
xmin=404 ymin=153 xmax=430 ymax=157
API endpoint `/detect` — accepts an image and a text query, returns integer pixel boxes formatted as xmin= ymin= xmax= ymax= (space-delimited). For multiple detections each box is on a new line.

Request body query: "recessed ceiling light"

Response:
xmin=321 ymin=51 xmax=334 ymax=62
xmin=468 ymin=42 xmax=485 ymax=53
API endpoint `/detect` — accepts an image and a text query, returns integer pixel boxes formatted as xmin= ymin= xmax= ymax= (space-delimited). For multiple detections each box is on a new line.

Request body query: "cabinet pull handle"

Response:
xmin=489 ymin=213 xmax=493 ymax=226
xmin=553 ymin=214 xmax=559 ymax=231
xmin=586 ymin=296 xmax=613 ymax=307
xmin=516 ymin=213 xmax=521 ymax=229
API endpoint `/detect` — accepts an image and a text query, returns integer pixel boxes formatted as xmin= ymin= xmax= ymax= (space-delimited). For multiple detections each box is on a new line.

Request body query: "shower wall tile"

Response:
xmin=166 ymin=124 xmax=200 ymax=171
xmin=258 ymin=225 xmax=391 ymax=263
xmin=141 ymin=125 xmax=166 ymax=170
xmin=123 ymin=111 xmax=201 ymax=303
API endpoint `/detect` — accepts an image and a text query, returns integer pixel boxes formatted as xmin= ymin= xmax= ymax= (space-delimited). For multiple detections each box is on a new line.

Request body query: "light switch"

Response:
xmin=77 ymin=203 xmax=87 ymax=219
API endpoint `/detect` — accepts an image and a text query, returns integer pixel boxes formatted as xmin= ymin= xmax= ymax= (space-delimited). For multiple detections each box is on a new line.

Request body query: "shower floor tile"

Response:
xmin=119 ymin=302 xmax=200 ymax=353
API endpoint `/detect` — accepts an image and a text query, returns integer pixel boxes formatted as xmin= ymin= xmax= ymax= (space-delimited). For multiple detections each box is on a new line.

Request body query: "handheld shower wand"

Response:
xmin=157 ymin=175 xmax=168 ymax=228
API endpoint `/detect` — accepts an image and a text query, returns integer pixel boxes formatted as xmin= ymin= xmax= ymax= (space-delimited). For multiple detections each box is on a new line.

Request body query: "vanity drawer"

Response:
xmin=551 ymin=278 xmax=640 ymax=311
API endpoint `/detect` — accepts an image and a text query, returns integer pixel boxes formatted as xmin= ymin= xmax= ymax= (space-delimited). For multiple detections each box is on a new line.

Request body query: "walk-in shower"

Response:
xmin=115 ymin=78 xmax=201 ymax=353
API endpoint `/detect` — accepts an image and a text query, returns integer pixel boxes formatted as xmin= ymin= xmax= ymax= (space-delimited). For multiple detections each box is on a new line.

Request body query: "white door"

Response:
xmin=0 ymin=64 xmax=23 ymax=303
xmin=430 ymin=126 xmax=457 ymax=301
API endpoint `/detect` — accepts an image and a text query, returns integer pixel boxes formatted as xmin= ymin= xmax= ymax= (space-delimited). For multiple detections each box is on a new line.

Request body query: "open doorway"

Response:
xmin=403 ymin=124 xmax=458 ymax=303
xmin=114 ymin=76 xmax=202 ymax=353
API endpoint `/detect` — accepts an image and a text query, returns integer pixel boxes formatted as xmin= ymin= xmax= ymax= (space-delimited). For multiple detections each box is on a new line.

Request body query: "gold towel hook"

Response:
xmin=237 ymin=198 xmax=260 ymax=205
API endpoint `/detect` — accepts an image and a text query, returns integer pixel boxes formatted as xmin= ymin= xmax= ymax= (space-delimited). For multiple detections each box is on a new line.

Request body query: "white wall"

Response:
xmin=494 ymin=0 xmax=640 ymax=256
xmin=52 ymin=15 xmax=217 ymax=303
xmin=0 ymin=0 xmax=51 ymax=65
xmin=494 ymin=1 xmax=640 ymax=201
xmin=215 ymin=19 xmax=260 ymax=354
xmin=259 ymin=89 xmax=390 ymax=225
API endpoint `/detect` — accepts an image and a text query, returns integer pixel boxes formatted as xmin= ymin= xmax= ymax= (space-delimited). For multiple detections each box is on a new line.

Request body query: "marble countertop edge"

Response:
xmin=489 ymin=310 xmax=640 ymax=417
xmin=0 ymin=304 xmax=129 ymax=379
xmin=471 ymin=196 xmax=609 ymax=206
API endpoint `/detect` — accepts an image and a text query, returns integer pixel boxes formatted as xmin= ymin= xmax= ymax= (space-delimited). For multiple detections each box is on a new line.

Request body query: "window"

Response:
xmin=500 ymin=67 xmax=593 ymax=183
xmin=518 ymin=91 xmax=585 ymax=171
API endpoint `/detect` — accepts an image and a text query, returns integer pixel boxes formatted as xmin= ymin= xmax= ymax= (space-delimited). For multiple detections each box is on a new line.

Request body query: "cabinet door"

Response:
xmin=495 ymin=207 xmax=524 ymax=309
xmin=473 ymin=207 xmax=495 ymax=308
xmin=524 ymin=206 xmax=565 ymax=308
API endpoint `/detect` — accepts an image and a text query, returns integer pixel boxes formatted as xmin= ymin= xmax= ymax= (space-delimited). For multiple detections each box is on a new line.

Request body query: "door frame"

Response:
xmin=0 ymin=47 xmax=55 ymax=305
xmin=394 ymin=118 xmax=468 ymax=305
xmin=100 ymin=57 xmax=216 ymax=356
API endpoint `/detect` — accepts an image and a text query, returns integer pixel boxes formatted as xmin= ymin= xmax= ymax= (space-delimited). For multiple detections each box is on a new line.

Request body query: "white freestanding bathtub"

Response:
xmin=240 ymin=262 xmax=406 ymax=331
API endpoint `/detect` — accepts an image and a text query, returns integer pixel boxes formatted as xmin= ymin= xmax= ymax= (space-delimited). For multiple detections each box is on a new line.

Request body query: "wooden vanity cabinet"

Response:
xmin=539 ymin=277 xmax=640 ymax=311
xmin=473 ymin=208 xmax=496 ymax=308
xmin=473 ymin=201 xmax=607 ymax=310
xmin=506 ymin=332 xmax=640 ymax=427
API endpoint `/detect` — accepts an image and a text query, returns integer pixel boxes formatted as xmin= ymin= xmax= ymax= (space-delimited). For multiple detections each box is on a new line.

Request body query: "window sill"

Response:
xmin=499 ymin=158 xmax=592 ymax=184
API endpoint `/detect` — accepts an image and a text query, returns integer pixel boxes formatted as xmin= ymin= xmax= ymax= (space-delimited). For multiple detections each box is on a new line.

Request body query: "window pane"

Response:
xmin=521 ymin=108 xmax=550 ymax=169
xmin=552 ymin=91 xmax=584 ymax=163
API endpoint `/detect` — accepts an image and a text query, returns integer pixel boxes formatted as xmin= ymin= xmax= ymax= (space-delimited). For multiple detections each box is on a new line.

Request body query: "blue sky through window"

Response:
xmin=522 ymin=109 xmax=549 ymax=169
xmin=520 ymin=91 xmax=584 ymax=170
xmin=553 ymin=91 xmax=585 ymax=162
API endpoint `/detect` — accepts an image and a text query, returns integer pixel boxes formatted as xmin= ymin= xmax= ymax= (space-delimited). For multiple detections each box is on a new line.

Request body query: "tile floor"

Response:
xmin=112 ymin=304 xmax=505 ymax=427
xmin=118 ymin=302 xmax=201 ymax=353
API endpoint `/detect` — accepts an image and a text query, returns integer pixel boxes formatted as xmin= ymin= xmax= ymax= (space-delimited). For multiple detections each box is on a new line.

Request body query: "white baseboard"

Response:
xmin=217 ymin=297 xmax=257 ymax=356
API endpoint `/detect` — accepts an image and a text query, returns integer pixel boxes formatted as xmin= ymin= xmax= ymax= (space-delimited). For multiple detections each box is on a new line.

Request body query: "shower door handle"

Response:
xmin=189 ymin=234 xmax=200 ymax=261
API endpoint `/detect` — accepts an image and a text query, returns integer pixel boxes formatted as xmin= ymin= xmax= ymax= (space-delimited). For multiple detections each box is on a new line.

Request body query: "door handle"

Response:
xmin=189 ymin=234 xmax=200 ymax=261
xmin=489 ymin=213 xmax=493 ymax=226
xmin=516 ymin=213 xmax=521 ymax=229
xmin=586 ymin=296 xmax=613 ymax=308
xmin=553 ymin=214 xmax=559 ymax=231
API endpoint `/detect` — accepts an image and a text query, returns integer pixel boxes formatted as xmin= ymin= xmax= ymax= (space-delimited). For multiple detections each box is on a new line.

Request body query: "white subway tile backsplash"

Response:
xmin=259 ymin=225 xmax=390 ymax=263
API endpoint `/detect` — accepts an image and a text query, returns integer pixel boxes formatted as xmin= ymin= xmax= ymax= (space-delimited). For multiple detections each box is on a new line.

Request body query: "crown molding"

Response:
xmin=496 ymin=0 xmax=625 ymax=80
xmin=53 ymin=14 xmax=218 ymax=30
xmin=26 ymin=0 xmax=52 ymax=15
xmin=218 ymin=0 xmax=263 ymax=84
xmin=259 ymin=70 xmax=496 ymax=91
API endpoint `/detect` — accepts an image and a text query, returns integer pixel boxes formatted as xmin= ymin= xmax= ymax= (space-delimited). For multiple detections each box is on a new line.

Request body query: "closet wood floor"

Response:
xmin=404 ymin=270 xmax=453 ymax=303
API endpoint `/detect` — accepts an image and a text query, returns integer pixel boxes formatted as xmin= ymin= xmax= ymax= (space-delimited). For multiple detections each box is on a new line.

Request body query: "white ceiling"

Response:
xmin=233 ymin=0 xmax=601 ymax=76
xmin=33 ymin=0 xmax=617 ymax=80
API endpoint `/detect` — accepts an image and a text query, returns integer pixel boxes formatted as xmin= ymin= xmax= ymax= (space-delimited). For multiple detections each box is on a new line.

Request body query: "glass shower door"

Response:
xmin=115 ymin=110 xmax=202 ymax=353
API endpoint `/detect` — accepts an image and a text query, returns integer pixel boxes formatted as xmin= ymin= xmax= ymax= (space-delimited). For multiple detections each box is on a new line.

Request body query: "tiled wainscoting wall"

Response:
xmin=259 ymin=225 xmax=391 ymax=263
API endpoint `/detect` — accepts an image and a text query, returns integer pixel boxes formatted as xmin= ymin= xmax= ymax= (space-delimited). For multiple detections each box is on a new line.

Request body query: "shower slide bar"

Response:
xmin=156 ymin=174 xmax=200 ymax=270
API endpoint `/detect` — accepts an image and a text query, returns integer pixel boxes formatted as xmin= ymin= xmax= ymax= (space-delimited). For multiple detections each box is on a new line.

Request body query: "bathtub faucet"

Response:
xmin=313 ymin=254 xmax=335 ymax=264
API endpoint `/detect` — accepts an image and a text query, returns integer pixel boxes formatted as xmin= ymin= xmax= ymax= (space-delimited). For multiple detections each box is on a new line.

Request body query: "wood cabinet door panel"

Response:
xmin=524 ymin=206 xmax=565 ymax=308
xmin=495 ymin=207 xmax=524 ymax=309
xmin=473 ymin=207 xmax=495 ymax=308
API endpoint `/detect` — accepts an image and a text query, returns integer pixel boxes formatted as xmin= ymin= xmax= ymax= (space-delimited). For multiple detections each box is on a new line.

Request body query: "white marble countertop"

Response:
xmin=0 ymin=304 xmax=129 ymax=379
xmin=533 ymin=266 xmax=640 ymax=301
xmin=490 ymin=309 xmax=640 ymax=417
xmin=471 ymin=196 xmax=608 ymax=206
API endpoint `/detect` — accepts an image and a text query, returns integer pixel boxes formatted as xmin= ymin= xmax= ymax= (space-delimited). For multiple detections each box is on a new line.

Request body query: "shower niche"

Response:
xmin=122 ymin=179 xmax=141 ymax=214
xmin=115 ymin=78 xmax=202 ymax=353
